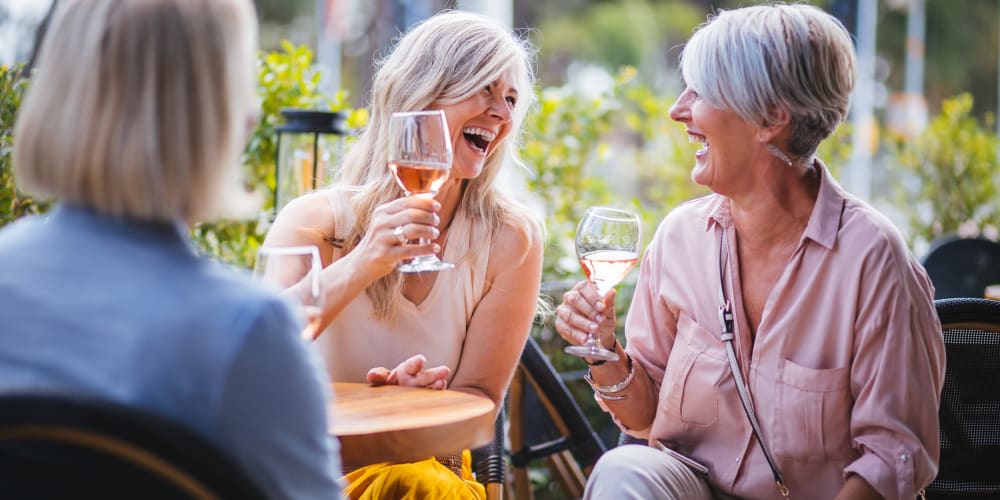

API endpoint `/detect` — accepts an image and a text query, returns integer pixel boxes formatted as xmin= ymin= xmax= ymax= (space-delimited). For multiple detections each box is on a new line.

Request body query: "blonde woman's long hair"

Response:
xmin=14 ymin=0 xmax=258 ymax=223
xmin=337 ymin=10 xmax=538 ymax=319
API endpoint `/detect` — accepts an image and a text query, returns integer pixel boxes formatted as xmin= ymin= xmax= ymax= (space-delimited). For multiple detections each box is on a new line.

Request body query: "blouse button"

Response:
xmin=899 ymin=453 xmax=910 ymax=463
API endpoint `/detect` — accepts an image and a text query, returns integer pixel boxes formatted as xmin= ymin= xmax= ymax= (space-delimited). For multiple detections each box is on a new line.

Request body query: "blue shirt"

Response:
xmin=0 ymin=205 xmax=343 ymax=499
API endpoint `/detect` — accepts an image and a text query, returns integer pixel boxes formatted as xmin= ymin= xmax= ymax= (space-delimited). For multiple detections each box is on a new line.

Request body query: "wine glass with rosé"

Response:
xmin=254 ymin=245 xmax=325 ymax=341
xmin=388 ymin=110 xmax=454 ymax=273
xmin=564 ymin=207 xmax=642 ymax=362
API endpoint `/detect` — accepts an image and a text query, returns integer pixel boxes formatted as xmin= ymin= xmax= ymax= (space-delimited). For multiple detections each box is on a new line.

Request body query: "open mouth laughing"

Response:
xmin=688 ymin=131 xmax=708 ymax=159
xmin=463 ymin=127 xmax=497 ymax=154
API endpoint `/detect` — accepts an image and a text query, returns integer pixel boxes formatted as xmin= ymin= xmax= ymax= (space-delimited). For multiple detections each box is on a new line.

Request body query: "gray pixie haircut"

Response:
xmin=680 ymin=3 xmax=857 ymax=158
xmin=14 ymin=0 xmax=258 ymax=222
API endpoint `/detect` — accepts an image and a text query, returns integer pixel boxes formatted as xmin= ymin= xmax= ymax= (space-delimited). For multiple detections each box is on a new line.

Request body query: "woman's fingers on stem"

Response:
xmin=554 ymin=310 xmax=595 ymax=345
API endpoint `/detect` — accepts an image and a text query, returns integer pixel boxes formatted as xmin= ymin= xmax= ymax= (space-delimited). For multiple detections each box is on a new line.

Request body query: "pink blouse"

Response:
xmin=618 ymin=164 xmax=945 ymax=499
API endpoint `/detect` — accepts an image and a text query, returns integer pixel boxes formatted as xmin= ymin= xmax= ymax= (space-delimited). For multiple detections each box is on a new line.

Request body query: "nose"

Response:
xmin=669 ymin=87 xmax=694 ymax=123
xmin=488 ymin=95 xmax=512 ymax=123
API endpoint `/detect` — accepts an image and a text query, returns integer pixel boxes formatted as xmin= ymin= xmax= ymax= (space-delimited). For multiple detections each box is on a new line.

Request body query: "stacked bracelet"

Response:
xmin=584 ymin=354 xmax=634 ymax=401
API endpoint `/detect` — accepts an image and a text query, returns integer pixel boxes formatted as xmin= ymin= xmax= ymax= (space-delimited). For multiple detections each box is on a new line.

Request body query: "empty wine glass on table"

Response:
xmin=254 ymin=245 xmax=325 ymax=341
xmin=387 ymin=110 xmax=454 ymax=273
xmin=564 ymin=207 xmax=642 ymax=362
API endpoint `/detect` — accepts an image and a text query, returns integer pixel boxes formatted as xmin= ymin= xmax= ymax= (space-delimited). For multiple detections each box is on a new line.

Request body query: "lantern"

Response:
xmin=273 ymin=109 xmax=348 ymax=214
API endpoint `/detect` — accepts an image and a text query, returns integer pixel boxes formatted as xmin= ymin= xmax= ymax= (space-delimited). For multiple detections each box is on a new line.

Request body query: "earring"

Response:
xmin=766 ymin=144 xmax=793 ymax=167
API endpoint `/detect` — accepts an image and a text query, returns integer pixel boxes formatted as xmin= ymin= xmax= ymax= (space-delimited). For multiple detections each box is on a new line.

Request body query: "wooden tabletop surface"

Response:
xmin=328 ymin=382 xmax=496 ymax=468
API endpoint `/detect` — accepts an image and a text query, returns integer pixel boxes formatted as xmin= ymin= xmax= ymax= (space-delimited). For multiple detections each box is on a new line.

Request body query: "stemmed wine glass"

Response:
xmin=564 ymin=207 xmax=642 ymax=362
xmin=254 ymin=245 xmax=325 ymax=341
xmin=387 ymin=110 xmax=454 ymax=273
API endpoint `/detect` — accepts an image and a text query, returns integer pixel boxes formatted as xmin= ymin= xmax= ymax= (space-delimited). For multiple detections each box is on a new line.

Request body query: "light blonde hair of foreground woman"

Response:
xmin=14 ymin=0 xmax=259 ymax=223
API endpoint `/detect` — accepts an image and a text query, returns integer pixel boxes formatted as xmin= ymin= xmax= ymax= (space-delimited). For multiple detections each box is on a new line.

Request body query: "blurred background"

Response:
xmin=4 ymin=0 xmax=1000 ymax=121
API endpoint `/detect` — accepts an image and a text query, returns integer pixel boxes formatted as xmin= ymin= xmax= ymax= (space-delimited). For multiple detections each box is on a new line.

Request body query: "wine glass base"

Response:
xmin=564 ymin=344 xmax=620 ymax=362
xmin=398 ymin=258 xmax=455 ymax=273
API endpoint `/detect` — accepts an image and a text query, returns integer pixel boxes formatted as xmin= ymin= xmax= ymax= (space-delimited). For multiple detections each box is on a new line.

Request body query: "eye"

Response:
xmin=505 ymin=96 xmax=517 ymax=108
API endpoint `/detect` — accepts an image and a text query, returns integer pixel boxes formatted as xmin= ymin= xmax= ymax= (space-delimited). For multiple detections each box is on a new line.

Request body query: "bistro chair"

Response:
xmin=0 ymin=393 xmax=267 ymax=500
xmin=470 ymin=406 xmax=507 ymax=500
xmin=922 ymin=236 xmax=1000 ymax=300
xmin=507 ymin=336 xmax=608 ymax=499
xmin=927 ymin=298 xmax=1000 ymax=498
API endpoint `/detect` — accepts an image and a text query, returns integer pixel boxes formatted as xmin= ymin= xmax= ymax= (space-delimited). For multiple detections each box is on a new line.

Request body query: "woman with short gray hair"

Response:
xmin=556 ymin=4 xmax=943 ymax=499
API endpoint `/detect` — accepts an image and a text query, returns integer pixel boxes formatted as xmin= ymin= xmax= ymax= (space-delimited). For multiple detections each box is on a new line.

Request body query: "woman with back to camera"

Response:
xmin=556 ymin=4 xmax=945 ymax=499
xmin=262 ymin=10 xmax=544 ymax=499
xmin=0 ymin=0 xmax=343 ymax=498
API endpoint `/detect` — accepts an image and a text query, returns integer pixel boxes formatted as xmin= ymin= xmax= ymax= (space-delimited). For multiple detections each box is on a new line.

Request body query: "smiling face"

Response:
xmin=430 ymin=67 xmax=518 ymax=180
xmin=669 ymin=86 xmax=762 ymax=194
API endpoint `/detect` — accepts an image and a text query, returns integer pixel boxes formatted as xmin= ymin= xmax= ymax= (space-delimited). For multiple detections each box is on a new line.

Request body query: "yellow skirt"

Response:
xmin=343 ymin=450 xmax=486 ymax=500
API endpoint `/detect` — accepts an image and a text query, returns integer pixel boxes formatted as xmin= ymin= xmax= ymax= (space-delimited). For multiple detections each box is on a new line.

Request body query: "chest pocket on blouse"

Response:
xmin=772 ymin=358 xmax=853 ymax=461
xmin=661 ymin=314 xmax=729 ymax=427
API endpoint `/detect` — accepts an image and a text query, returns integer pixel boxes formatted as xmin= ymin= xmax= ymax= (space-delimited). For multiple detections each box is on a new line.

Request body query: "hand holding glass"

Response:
xmin=254 ymin=246 xmax=324 ymax=341
xmin=564 ymin=207 xmax=641 ymax=362
xmin=388 ymin=110 xmax=454 ymax=273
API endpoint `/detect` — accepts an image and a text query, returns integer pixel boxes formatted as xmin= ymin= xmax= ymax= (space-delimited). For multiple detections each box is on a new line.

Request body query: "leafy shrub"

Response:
xmin=0 ymin=64 xmax=48 ymax=226
xmin=892 ymin=93 xmax=1000 ymax=248
xmin=192 ymin=42 xmax=367 ymax=268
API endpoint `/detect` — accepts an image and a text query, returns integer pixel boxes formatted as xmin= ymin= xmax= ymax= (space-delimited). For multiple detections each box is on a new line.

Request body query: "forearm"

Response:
xmin=316 ymin=251 xmax=382 ymax=329
xmin=588 ymin=343 xmax=659 ymax=431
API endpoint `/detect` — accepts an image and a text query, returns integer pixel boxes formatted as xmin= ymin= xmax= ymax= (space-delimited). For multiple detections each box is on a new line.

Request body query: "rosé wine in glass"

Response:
xmin=388 ymin=110 xmax=454 ymax=272
xmin=565 ymin=207 xmax=642 ymax=362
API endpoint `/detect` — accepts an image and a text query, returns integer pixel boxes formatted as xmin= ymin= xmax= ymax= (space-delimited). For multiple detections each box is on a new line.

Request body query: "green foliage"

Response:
xmin=816 ymin=120 xmax=853 ymax=180
xmin=254 ymin=0 xmax=313 ymax=25
xmin=532 ymin=0 xmax=703 ymax=84
xmin=893 ymin=93 xmax=1000 ymax=247
xmin=524 ymin=66 xmax=706 ymax=285
xmin=522 ymin=81 xmax=616 ymax=281
xmin=0 ymin=64 xmax=48 ymax=226
xmin=191 ymin=42 xmax=367 ymax=269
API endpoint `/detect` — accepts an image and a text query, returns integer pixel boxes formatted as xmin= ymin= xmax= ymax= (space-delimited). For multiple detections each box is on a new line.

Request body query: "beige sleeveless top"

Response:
xmin=312 ymin=187 xmax=491 ymax=384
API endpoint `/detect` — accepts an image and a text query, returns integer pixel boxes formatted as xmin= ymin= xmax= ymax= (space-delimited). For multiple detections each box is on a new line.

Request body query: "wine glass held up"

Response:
xmin=564 ymin=207 xmax=642 ymax=362
xmin=254 ymin=245 xmax=325 ymax=341
xmin=387 ymin=110 xmax=454 ymax=273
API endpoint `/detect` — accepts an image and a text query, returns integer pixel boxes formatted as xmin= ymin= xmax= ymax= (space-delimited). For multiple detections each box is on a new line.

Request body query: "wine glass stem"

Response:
xmin=412 ymin=192 xmax=437 ymax=252
xmin=592 ymin=283 xmax=611 ymax=346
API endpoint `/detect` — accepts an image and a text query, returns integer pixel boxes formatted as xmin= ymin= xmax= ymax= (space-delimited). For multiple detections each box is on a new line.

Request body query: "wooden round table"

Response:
xmin=328 ymin=382 xmax=496 ymax=468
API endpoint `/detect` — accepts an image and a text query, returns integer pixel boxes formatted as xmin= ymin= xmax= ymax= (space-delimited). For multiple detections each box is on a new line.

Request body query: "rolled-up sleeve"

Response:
xmin=844 ymin=248 xmax=945 ymax=500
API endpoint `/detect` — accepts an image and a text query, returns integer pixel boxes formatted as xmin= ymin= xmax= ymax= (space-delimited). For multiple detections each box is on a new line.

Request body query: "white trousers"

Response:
xmin=583 ymin=444 xmax=714 ymax=500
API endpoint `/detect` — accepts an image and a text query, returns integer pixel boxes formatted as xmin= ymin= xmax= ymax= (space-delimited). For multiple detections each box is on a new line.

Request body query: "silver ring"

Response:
xmin=392 ymin=225 xmax=407 ymax=245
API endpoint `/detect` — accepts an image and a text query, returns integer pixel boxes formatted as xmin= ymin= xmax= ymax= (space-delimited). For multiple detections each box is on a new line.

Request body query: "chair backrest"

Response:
xmin=927 ymin=298 xmax=1000 ymax=498
xmin=511 ymin=336 xmax=607 ymax=469
xmin=470 ymin=406 xmax=506 ymax=500
xmin=0 ymin=393 xmax=268 ymax=500
xmin=506 ymin=336 xmax=608 ymax=499
xmin=922 ymin=237 xmax=1000 ymax=299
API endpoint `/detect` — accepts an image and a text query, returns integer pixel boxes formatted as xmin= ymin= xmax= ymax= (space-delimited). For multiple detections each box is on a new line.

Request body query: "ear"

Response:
xmin=756 ymin=107 xmax=791 ymax=144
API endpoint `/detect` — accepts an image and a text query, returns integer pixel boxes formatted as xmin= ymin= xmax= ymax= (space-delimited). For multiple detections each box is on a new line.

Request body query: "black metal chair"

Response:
xmin=922 ymin=237 xmax=1000 ymax=299
xmin=507 ymin=336 xmax=608 ymax=499
xmin=0 ymin=393 xmax=267 ymax=500
xmin=927 ymin=298 xmax=1000 ymax=499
